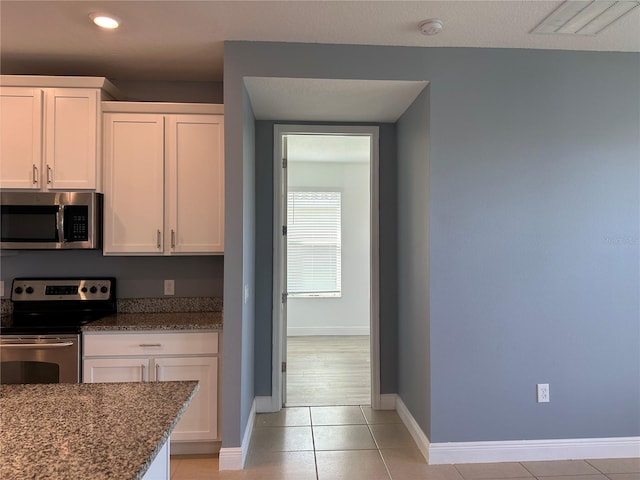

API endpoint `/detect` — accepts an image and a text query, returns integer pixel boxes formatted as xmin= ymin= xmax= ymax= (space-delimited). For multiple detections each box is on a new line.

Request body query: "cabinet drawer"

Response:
xmin=84 ymin=332 xmax=218 ymax=357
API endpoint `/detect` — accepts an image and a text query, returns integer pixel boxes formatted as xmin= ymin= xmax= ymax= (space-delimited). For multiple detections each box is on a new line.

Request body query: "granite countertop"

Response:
xmin=83 ymin=311 xmax=223 ymax=332
xmin=0 ymin=381 xmax=198 ymax=480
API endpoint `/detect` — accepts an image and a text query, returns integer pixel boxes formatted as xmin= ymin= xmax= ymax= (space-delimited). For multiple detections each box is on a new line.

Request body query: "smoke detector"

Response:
xmin=419 ymin=19 xmax=444 ymax=36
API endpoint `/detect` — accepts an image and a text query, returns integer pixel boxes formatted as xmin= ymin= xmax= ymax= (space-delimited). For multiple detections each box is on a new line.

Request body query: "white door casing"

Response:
xmin=271 ymin=124 xmax=381 ymax=412
xmin=281 ymin=134 xmax=288 ymax=406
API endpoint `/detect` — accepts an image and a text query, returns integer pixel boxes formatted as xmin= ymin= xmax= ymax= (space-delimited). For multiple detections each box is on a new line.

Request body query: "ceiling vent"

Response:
xmin=532 ymin=0 xmax=640 ymax=35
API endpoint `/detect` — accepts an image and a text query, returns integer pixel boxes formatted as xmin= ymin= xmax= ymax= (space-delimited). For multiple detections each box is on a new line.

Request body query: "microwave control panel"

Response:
xmin=64 ymin=205 xmax=89 ymax=242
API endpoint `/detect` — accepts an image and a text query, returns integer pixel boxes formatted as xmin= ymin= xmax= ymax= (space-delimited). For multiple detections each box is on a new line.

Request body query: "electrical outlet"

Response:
xmin=537 ymin=383 xmax=550 ymax=403
xmin=164 ymin=280 xmax=175 ymax=296
xmin=0 ymin=281 xmax=4 ymax=297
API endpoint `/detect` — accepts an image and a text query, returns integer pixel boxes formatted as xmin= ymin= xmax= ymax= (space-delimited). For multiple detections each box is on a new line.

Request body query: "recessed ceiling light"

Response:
xmin=419 ymin=19 xmax=444 ymax=36
xmin=89 ymin=13 xmax=120 ymax=29
xmin=532 ymin=0 xmax=639 ymax=36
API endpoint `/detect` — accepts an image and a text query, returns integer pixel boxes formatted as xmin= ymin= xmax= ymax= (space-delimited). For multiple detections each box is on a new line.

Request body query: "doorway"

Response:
xmin=272 ymin=125 xmax=380 ymax=410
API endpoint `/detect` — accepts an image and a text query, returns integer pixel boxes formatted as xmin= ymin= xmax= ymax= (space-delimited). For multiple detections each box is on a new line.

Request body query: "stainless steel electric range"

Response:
xmin=0 ymin=277 xmax=116 ymax=384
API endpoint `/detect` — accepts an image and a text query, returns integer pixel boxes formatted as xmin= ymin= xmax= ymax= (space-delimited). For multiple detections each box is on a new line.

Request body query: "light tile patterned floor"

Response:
xmin=170 ymin=406 xmax=640 ymax=479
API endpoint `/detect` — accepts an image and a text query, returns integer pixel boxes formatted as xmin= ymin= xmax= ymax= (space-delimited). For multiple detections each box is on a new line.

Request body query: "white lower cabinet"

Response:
xmin=84 ymin=357 xmax=148 ymax=383
xmin=154 ymin=356 xmax=218 ymax=442
xmin=83 ymin=331 xmax=219 ymax=446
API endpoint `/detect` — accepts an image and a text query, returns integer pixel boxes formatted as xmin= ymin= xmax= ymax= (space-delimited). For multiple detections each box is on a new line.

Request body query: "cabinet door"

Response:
xmin=166 ymin=115 xmax=224 ymax=254
xmin=103 ymin=113 xmax=165 ymax=254
xmin=0 ymin=87 xmax=43 ymax=189
xmin=155 ymin=356 xmax=218 ymax=441
xmin=83 ymin=357 xmax=150 ymax=383
xmin=44 ymin=88 xmax=99 ymax=190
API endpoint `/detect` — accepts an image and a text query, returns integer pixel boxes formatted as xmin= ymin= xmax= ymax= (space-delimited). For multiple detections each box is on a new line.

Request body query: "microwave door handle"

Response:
xmin=57 ymin=205 xmax=65 ymax=243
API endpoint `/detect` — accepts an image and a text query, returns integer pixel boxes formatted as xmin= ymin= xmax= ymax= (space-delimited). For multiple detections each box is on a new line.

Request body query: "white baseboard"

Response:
xmin=396 ymin=395 xmax=431 ymax=463
xmin=428 ymin=437 xmax=640 ymax=465
xmin=379 ymin=393 xmax=397 ymax=410
xmin=218 ymin=447 xmax=242 ymax=471
xmin=219 ymin=398 xmax=257 ymax=470
xmin=287 ymin=326 xmax=370 ymax=336
xmin=395 ymin=394 xmax=640 ymax=465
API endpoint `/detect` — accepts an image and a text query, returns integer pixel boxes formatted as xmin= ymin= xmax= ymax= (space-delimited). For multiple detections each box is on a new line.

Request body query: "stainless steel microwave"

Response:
xmin=0 ymin=192 xmax=102 ymax=250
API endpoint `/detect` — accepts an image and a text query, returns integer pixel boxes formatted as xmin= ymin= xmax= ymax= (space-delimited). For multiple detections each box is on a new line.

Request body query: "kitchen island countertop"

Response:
xmin=82 ymin=311 xmax=222 ymax=332
xmin=0 ymin=381 xmax=198 ymax=480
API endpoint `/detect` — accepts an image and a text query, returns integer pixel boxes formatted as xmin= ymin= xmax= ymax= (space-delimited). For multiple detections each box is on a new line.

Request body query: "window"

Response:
xmin=287 ymin=190 xmax=342 ymax=297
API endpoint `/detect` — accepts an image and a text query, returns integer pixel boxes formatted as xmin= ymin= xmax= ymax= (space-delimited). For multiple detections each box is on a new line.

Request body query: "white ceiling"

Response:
xmin=288 ymin=135 xmax=372 ymax=163
xmin=1 ymin=1 xmax=639 ymax=82
xmin=245 ymin=77 xmax=429 ymax=122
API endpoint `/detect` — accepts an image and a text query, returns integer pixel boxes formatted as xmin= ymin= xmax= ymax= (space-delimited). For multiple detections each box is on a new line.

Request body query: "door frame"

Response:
xmin=271 ymin=124 xmax=381 ymax=411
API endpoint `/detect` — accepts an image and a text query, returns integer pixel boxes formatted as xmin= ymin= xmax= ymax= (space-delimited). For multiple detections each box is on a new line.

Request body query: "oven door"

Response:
xmin=0 ymin=335 xmax=80 ymax=384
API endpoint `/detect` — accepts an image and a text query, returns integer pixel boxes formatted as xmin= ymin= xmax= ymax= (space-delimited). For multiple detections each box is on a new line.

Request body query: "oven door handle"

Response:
xmin=0 ymin=341 xmax=74 ymax=348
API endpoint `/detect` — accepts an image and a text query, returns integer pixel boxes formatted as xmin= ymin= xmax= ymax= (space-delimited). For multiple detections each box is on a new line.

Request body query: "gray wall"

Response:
xmin=240 ymin=85 xmax=256 ymax=440
xmin=397 ymin=86 xmax=431 ymax=436
xmin=252 ymin=121 xmax=398 ymax=397
xmin=254 ymin=120 xmax=276 ymax=397
xmin=110 ymin=79 xmax=223 ymax=103
xmin=224 ymin=42 xmax=639 ymax=445
xmin=220 ymin=75 xmax=256 ymax=446
xmin=0 ymin=251 xmax=223 ymax=298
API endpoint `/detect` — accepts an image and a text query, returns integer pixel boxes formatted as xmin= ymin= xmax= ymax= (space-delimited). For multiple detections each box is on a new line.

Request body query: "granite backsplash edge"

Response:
xmin=0 ymin=297 xmax=222 ymax=316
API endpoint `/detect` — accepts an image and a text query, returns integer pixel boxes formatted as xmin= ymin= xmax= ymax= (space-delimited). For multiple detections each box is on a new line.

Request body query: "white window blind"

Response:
xmin=287 ymin=191 xmax=342 ymax=297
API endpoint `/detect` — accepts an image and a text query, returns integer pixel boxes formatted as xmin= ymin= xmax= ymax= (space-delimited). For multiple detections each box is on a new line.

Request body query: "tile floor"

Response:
xmin=170 ymin=406 xmax=640 ymax=480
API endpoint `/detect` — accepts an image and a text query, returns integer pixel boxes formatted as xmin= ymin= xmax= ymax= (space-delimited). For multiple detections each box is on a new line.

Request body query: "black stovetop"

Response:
xmin=1 ymin=277 xmax=117 ymax=336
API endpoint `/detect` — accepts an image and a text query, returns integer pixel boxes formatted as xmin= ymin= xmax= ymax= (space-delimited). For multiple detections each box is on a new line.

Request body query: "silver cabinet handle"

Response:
xmin=171 ymin=229 xmax=176 ymax=249
xmin=156 ymin=363 xmax=161 ymax=381
xmin=46 ymin=164 xmax=53 ymax=184
xmin=32 ymin=164 xmax=38 ymax=184
xmin=141 ymin=364 xmax=146 ymax=382
xmin=157 ymin=230 xmax=161 ymax=249
xmin=138 ymin=343 xmax=162 ymax=347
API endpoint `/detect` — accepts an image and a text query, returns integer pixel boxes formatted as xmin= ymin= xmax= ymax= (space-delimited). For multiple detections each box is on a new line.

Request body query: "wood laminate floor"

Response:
xmin=285 ymin=335 xmax=371 ymax=406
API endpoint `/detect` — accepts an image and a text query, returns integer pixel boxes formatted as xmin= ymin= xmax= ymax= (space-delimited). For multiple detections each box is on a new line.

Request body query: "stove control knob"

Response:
xmin=14 ymin=287 xmax=23 ymax=294
xmin=25 ymin=287 xmax=34 ymax=294
xmin=100 ymin=286 xmax=109 ymax=294
xmin=81 ymin=287 xmax=88 ymax=293
xmin=90 ymin=286 xmax=98 ymax=294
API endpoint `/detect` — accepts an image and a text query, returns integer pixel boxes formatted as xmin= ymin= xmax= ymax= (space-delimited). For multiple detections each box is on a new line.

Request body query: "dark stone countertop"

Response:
xmin=82 ymin=311 xmax=222 ymax=332
xmin=0 ymin=381 xmax=198 ymax=480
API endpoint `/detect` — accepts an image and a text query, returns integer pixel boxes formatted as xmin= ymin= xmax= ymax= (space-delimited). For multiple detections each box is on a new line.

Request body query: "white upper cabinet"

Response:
xmin=103 ymin=113 xmax=165 ymax=254
xmin=0 ymin=76 xmax=121 ymax=191
xmin=102 ymin=103 xmax=224 ymax=255
xmin=44 ymin=88 xmax=99 ymax=190
xmin=0 ymin=87 xmax=43 ymax=189
xmin=166 ymin=115 xmax=224 ymax=254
